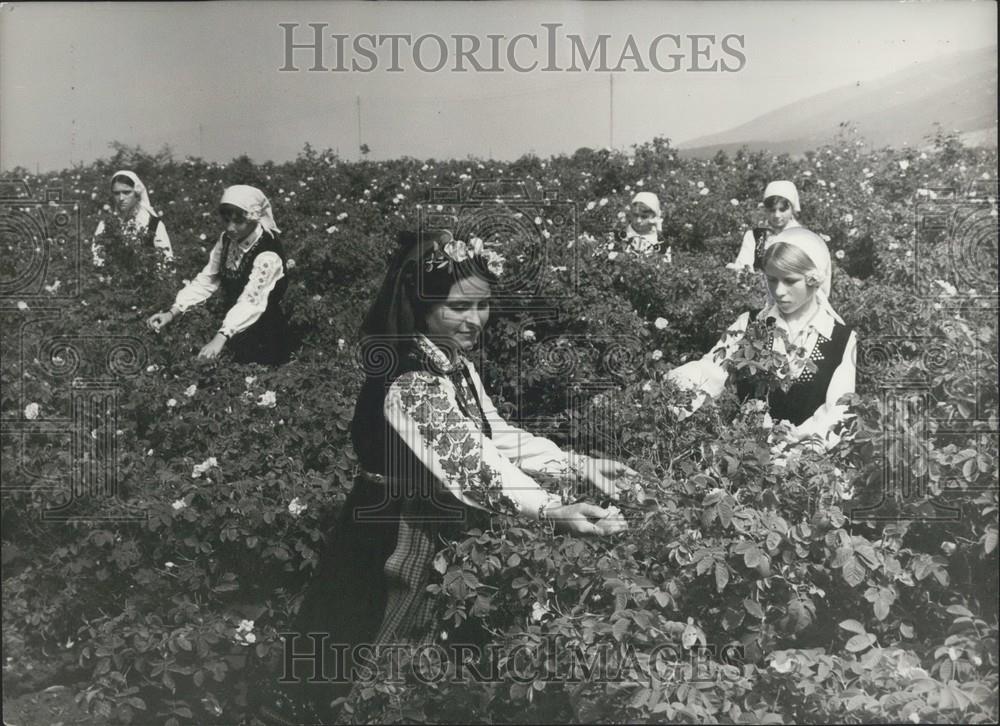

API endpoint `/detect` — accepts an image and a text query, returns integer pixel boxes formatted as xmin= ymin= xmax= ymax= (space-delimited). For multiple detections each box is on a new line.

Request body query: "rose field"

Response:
xmin=1 ymin=129 xmax=998 ymax=724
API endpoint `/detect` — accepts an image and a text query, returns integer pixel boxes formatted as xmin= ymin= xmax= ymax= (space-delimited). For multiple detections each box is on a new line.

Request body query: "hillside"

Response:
xmin=679 ymin=45 xmax=998 ymax=157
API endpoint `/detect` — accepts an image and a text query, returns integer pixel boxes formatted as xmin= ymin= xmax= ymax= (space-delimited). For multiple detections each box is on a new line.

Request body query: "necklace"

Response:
xmin=782 ymin=303 xmax=823 ymax=349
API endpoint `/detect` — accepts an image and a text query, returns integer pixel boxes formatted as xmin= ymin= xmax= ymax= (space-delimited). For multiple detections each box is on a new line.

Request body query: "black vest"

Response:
xmin=218 ymin=230 xmax=288 ymax=308
xmin=217 ymin=230 xmax=290 ymax=365
xmin=734 ymin=310 xmax=853 ymax=426
xmin=751 ymin=227 xmax=770 ymax=270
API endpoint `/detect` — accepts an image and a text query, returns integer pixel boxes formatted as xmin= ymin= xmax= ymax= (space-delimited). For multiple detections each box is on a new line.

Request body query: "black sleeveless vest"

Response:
xmin=217 ymin=230 xmax=290 ymax=365
xmin=751 ymin=227 xmax=771 ymax=270
xmin=735 ymin=310 xmax=853 ymax=426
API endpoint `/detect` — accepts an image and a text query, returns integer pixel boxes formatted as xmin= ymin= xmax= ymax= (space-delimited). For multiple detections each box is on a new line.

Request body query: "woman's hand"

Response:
xmin=546 ymin=502 xmax=628 ymax=536
xmin=198 ymin=333 xmax=227 ymax=360
xmin=576 ymin=456 xmax=638 ymax=500
xmin=147 ymin=311 xmax=174 ymax=332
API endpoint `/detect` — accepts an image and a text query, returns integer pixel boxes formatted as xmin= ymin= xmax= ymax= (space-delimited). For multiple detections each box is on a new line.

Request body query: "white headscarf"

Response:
xmin=219 ymin=185 xmax=280 ymax=235
xmin=110 ymin=170 xmax=156 ymax=217
xmin=630 ymin=192 xmax=663 ymax=232
xmin=767 ymin=227 xmax=842 ymax=323
xmin=763 ymin=180 xmax=801 ymax=213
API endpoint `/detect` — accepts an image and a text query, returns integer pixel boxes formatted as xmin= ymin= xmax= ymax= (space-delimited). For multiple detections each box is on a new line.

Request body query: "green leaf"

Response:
xmin=715 ymin=561 xmax=730 ymax=593
xmin=718 ymin=498 xmax=734 ymax=528
xmin=842 ymin=557 xmax=866 ymax=588
xmin=845 ymin=633 xmax=876 ymax=653
xmin=946 ymin=604 xmax=974 ymax=617
xmin=744 ymin=598 xmax=765 ymax=620
xmin=839 ymin=619 xmax=866 ymax=635
xmin=984 ymin=528 xmax=998 ymax=554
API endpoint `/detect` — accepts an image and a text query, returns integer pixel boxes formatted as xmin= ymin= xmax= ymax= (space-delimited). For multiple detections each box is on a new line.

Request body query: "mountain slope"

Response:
xmin=679 ymin=45 xmax=998 ymax=157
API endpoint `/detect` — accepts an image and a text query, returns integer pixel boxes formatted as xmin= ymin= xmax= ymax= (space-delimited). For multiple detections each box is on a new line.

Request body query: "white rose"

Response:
xmin=166 ymin=398 xmax=177 ymax=408
xmin=245 ymin=376 xmax=257 ymax=387
xmin=651 ymin=349 xmax=663 ymax=361
xmin=171 ymin=499 xmax=187 ymax=511
xmin=288 ymin=497 xmax=308 ymax=516
xmin=654 ymin=317 xmax=668 ymax=330
xmin=184 ymin=384 xmax=198 ymax=397
xmin=522 ymin=330 xmax=536 ymax=342
xmin=699 ymin=188 xmax=709 ymax=196
xmin=338 ymin=338 xmax=346 ymax=351
xmin=17 ymin=301 xmax=28 ymax=311
xmin=608 ymin=251 xmax=618 ymax=261
xmin=191 ymin=456 xmax=218 ymax=479
xmin=24 ymin=403 xmax=40 ymax=420
xmin=257 ymin=390 xmax=277 ymax=408
xmin=835 ymin=250 xmax=845 ymax=260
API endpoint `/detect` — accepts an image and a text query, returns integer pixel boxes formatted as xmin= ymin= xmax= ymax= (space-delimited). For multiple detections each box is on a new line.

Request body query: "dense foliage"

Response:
xmin=2 ymin=128 xmax=997 ymax=725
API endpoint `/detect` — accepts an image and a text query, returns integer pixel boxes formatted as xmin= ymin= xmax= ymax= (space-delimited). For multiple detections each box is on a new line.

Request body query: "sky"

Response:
xmin=1 ymin=0 xmax=996 ymax=171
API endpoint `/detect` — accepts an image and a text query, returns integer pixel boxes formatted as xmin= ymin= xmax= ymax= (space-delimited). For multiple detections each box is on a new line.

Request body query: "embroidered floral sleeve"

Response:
xmin=217 ymin=251 xmax=285 ymax=338
xmin=384 ymin=371 xmax=562 ymax=520
xmin=172 ymin=239 xmax=223 ymax=314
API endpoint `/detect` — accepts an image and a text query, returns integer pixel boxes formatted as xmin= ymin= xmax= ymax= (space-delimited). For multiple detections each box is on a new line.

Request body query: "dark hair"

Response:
xmin=110 ymin=174 xmax=136 ymax=189
xmin=360 ymin=230 xmax=497 ymax=343
xmin=763 ymin=195 xmax=793 ymax=212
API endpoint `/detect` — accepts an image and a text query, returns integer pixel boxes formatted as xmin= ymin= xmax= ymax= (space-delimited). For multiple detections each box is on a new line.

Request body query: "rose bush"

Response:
xmin=2 ymin=130 xmax=996 ymax=724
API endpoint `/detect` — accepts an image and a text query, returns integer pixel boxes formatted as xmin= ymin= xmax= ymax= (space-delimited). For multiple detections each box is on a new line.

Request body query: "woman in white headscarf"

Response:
xmin=727 ymin=180 xmax=804 ymax=274
xmin=92 ymin=170 xmax=173 ymax=267
xmin=615 ymin=192 xmax=672 ymax=261
xmin=669 ymin=227 xmax=857 ymax=451
xmin=146 ymin=185 xmax=291 ymax=365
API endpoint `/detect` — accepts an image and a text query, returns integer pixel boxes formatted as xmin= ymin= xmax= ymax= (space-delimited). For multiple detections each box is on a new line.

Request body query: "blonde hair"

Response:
xmin=762 ymin=242 xmax=822 ymax=287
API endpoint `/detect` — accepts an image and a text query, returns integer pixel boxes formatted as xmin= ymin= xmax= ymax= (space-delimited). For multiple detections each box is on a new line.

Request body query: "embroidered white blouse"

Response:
xmin=667 ymin=303 xmax=858 ymax=448
xmin=169 ymin=226 xmax=285 ymax=339
xmin=383 ymin=336 xmax=567 ymax=520
xmin=92 ymin=207 xmax=173 ymax=266
xmin=728 ymin=219 xmax=802 ymax=270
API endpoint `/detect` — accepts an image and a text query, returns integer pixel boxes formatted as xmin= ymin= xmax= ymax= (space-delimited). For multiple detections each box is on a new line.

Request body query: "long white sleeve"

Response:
xmin=384 ymin=371 xmax=562 ymax=521
xmin=465 ymin=363 xmax=572 ymax=475
xmin=787 ymin=330 xmax=858 ymax=448
xmin=729 ymin=229 xmax=757 ymax=270
xmin=92 ymin=221 xmax=106 ymax=267
xmin=153 ymin=221 xmax=174 ymax=261
xmin=172 ymin=240 xmax=222 ymax=313
xmin=217 ymin=251 xmax=284 ymax=338
xmin=666 ymin=312 xmax=751 ymax=415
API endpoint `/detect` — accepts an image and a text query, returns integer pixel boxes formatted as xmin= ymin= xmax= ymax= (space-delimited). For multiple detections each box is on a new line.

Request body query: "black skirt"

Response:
xmin=227 ymin=304 xmax=291 ymax=366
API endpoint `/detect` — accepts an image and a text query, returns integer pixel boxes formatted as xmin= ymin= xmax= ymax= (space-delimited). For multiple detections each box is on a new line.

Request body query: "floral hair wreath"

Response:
xmin=425 ymin=233 xmax=506 ymax=278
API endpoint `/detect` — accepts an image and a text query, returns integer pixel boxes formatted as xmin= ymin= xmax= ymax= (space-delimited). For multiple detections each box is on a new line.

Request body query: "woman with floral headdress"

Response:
xmin=92 ymin=170 xmax=173 ymax=268
xmin=255 ymin=230 xmax=631 ymax=725
xmin=613 ymin=192 xmax=672 ymax=260
xmin=146 ymin=185 xmax=290 ymax=365
xmin=671 ymin=227 xmax=857 ymax=451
